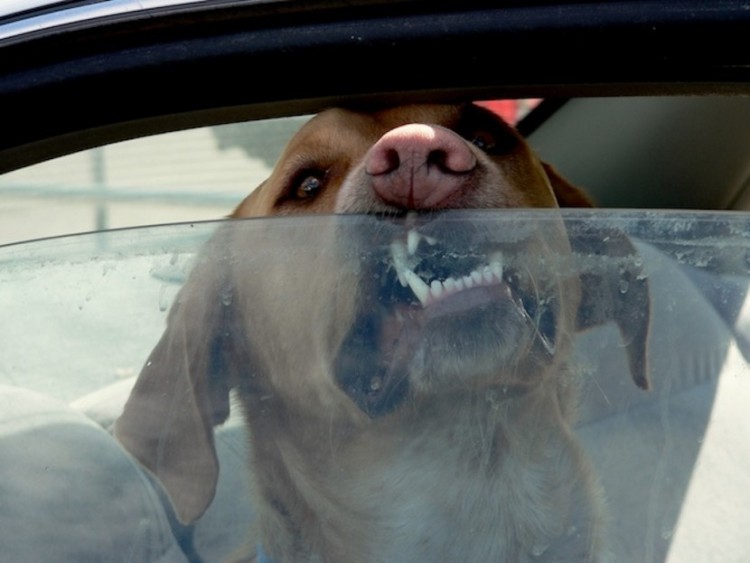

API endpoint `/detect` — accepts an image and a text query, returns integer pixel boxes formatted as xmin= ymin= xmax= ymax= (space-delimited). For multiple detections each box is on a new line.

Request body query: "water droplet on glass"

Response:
xmin=221 ymin=289 xmax=233 ymax=307
xmin=158 ymin=285 xmax=169 ymax=312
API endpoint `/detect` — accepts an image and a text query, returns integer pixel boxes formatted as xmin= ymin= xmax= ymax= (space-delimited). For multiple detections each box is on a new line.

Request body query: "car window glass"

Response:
xmin=1 ymin=211 xmax=749 ymax=561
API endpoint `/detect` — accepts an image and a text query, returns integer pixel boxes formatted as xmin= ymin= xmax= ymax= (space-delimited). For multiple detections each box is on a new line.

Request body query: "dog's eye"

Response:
xmin=293 ymin=173 xmax=324 ymax=200
xmin=469 ymin=132 xmax=496 ymax=153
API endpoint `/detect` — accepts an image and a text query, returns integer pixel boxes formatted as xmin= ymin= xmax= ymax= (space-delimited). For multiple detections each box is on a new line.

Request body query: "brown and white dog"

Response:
xmin=115 ymin=104 xmax=650 ymax=562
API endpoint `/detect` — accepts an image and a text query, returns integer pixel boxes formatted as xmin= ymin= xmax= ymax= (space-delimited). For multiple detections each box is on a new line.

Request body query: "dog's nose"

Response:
xmin=366 ymin=124 xmax=477 ymax=209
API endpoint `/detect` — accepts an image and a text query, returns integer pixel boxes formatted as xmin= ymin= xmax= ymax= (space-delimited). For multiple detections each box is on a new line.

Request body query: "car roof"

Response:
xmin=0 ymin=0 xmax=213 ymax=40
xmin=0 ymin=0 xmax=68 ymax=18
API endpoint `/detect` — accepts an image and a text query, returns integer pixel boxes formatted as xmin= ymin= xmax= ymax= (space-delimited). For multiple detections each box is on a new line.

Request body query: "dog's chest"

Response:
xmin=342 ymin=403 xmax=581 ymax=562
xmin=363 ymin=463 xmax=518 ymax=562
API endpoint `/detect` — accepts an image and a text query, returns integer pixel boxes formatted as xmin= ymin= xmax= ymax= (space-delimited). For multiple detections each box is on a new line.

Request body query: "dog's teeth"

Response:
xmin=392 ymin=244 xmax=506 ymax=307
xmin=443 ymin=277 xmax=458 ymax=293
xmin=430 ymin=279 xmax=444 ymax=299
xmin=403 ymin=268 xmax=431 ymax=306
xmin=390 ymin=241 xmax=410 ymax=287
xmin=407 ymin=229 xmax=420 ymax=255
xmin=490 ymin=259 xmax=503 ymax=280
xmin=489 ymin=252 xmax=504 ymax=276
xmin=482 ymin=266 xmax=494 ymax=283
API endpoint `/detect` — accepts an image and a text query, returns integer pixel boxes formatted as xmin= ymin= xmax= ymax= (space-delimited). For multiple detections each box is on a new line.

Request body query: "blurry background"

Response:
xmin=0 ymin=117 xmax=308 ymax=245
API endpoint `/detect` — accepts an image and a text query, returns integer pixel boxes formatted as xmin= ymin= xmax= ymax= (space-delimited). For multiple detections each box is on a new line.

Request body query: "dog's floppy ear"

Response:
xmin=543 ymin=162 xmax=651 ymax=390
xmin=570 ymin=223 xmax=651 ymax=390
xmin=543 ymin=162 xmax=596 ymax=208
xmin=114 ymin=232 xmax=232 ymax=524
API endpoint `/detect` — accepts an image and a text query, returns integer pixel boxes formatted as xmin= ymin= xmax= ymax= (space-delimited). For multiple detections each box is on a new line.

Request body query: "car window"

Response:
xmin=3 ymin=96 xmax=750 ymax=563
xmin=1 ymin=211 xmax=749 ymax=561
xmin=2 ymin=0 xmax=749 ymax=559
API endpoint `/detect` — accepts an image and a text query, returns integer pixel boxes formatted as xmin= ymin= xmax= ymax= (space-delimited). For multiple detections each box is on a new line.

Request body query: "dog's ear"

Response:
xmin=114 ymin=232 xmax=233 ymax=524
xmin=543 ymin=162 xmax=651 ymax=390
xmin=542 ymin=162 xmax=596 ymax=208
xmin=570 ymin=223 xmax=651 ymax=390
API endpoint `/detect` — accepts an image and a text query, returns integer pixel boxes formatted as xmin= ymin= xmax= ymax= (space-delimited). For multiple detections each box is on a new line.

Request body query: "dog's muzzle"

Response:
xmin=385 ymin=227 xmax=556 ymax=355
xmin=333 ymin=213 xmax=561 ymax=418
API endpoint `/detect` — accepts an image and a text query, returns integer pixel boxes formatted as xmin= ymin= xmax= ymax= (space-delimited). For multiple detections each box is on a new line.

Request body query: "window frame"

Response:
xmin=2 ymin=0 xmax=750 ymax=174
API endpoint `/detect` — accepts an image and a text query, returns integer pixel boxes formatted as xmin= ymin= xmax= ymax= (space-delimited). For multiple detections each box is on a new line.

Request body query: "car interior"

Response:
xmin=2 ymin=2 xmax=750 ymax=562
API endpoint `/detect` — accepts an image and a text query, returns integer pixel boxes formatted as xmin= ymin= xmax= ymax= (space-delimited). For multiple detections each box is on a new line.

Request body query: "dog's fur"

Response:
xmin=115 ymin=104 xmax=650 ymax=562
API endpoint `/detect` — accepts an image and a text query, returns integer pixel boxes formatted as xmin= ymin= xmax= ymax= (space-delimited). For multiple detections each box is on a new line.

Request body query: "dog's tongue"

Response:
xmin=379 ymin=284 xmax=513 ymax=370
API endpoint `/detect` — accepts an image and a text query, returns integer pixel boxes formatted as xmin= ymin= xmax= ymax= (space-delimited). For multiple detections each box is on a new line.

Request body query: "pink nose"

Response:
xmin=365 ymin=124 xmax=477 ymax=209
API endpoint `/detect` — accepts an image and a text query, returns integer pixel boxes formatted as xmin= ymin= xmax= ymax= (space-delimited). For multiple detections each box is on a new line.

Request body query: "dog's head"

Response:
xmin=233 ymin=104 xmax=591 ymax=217
xmin=115 ymin=103 xmax=650 ymax=524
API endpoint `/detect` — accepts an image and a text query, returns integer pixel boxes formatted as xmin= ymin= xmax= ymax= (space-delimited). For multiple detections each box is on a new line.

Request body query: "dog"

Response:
xmin=115 ymin=103 xmax=650 ymax=562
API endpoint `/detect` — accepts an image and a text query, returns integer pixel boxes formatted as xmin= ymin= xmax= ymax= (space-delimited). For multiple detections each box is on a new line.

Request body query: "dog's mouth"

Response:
xmin=387 ymin=229 xmax=505 ymax=312
xmin=335 ymin=216 xmax=560 ymax=418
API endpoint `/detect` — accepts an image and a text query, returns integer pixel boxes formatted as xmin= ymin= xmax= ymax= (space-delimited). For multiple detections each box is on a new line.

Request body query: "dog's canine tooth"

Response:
xmin=390 ymin=241 xmax=410 ymax=287
xmin=471 ymin=270 xmax=483 ymax=285
xmin=403 ymin=268 xmax=431 ymax=306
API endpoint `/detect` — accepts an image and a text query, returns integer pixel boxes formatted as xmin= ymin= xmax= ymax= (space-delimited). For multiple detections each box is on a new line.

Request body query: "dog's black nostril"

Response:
xmin=381 ymin=148 xmax=401 ymax=174
xmin=426 ymin=149 xmax=448 ymax=169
